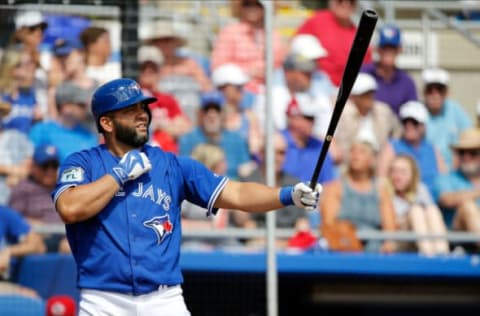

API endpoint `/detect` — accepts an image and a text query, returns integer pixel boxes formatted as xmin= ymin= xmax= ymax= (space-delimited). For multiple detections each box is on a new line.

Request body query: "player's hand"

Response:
xmin=110 ymin=149 xmax=152 ymax=186
xmin=291 ymin=182 xmax=322 ymax=211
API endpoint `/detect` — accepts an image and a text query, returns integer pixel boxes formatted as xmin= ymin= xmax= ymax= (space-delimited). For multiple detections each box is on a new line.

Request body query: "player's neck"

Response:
xmin=106 ymin=140 xmax=138 ymax=157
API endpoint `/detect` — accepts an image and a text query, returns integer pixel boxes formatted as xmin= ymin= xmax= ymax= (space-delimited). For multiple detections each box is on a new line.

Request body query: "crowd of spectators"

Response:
xmin=1 ymin=0 xmax=480 ymax=305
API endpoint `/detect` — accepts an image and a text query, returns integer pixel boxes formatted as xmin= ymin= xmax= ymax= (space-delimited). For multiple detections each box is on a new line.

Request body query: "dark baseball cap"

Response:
xmin=55 ymin=82 xmax=91 ymax=107
xmin=52 ymin=37 xmax=83 ymax=57
xmin=283 ymin=54 xmax=317 ymax=73
xmin=200 ymin=91 xmax=224 ymax=111
xmin=378 ymin=24 xmax=401 ymax=47
xmin=33 ymin=144 xmax=59 ymax=165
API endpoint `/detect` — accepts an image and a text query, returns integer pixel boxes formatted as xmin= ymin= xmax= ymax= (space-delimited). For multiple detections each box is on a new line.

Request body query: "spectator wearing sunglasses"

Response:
xmin=434 ymin=128 xmax=480 ymax=247
xmin=422 ymin=68 xmax=472 ymax=171
xmin=8 ymin=144 xmax=70 ymax=253
xmin=377 ymin=101 xmax=447 ymax=197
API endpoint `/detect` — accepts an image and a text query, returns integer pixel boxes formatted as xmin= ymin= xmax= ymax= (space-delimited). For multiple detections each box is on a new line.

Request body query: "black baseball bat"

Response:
xmin=309 ymin=9 xmax=378 ymax=189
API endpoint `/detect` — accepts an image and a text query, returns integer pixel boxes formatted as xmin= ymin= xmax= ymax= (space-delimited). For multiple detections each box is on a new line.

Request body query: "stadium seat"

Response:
xmin=0 ymin=295 xmax=45 ymax=316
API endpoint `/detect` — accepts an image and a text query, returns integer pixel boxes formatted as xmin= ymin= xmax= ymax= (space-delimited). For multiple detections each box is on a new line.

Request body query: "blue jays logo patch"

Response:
xmin=144 ymin=215 xmax=173 ymax=244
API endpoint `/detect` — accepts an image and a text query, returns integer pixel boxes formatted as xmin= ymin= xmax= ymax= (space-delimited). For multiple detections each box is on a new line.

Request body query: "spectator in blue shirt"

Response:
xmin=0 ymin=205 xmax=46 ymax=297
xmin=361 ymin=23 xmax=418 ymax=116
xmin=422 ymin=67 xmax=473 ymax=171
xmin=281 ymin=96 xmax=336 ymax=184
xmin=377 ymin=101 xmax=447 ymax=197
xmin=28 ymin=81 xmax=99 ymax=162
xmin=178 ymin=92 xmax=253 ymax=180
xmin=434 ymin=128 xmax=480 ymax=236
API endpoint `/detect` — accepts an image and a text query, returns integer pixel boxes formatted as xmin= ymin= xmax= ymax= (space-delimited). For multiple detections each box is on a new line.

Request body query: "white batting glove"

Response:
xmin=109 ymin=149 xmax=152 ymax=186
xmin=280 ymin=182 xmax=322 ymax=211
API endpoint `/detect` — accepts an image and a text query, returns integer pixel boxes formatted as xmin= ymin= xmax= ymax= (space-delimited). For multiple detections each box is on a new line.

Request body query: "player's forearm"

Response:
xmin=215 ymin=181 xmax=284 ymax=212
xmin=55 ymin=175 xmax=120 ymax=224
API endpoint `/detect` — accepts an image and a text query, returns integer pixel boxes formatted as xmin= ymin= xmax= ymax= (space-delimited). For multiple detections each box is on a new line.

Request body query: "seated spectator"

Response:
xmin=11 ymin=10 xmax=49 ymax=121
xmin=296 ymin=0 xmax=372 ymax=87
xmin=0 ymin=204 xmax=46 ymax=298
xmin=212 ymin=63 xmax=263 ymax=157
xmin=80 ymin=26 xmax=121 ymax=84
xmin=422 ymin=67 xmax=473 ymax=170
xmin=254 ymin=53 xmax=334 ymax=141
xmin=142 ymin=20 xmax=212 ymax=122
xmin=28 ymin=82 xmax=99 ymax=162
xmin=8 ymin=144 xmax=70 ymax=253
xmin=137 ymin=45 xmax=192 ymax=154
xmin=281 ymin=99 xmax=337 ymax=184
xmin=182 ymin=143 xmax=251 ymax=250
xmin=335 ymin=73 xmax=401 ymax=166
xmin=240 ymin=132 xmax=303 ymax=229
xmin=361 ymin=23 xmax=418 ymax=116
xmin=276 ymin=33 xmax=335 ymax=98
xmin=178 ymin=92 xmax=253 ymax=180
xmin=47 ymin=37 xmax=98 ymax=129
xmin=387 ymin=154 xmax=450 ymax=256
xmin=211 ymin=0 xmax=286 ymax=94
xmin=377 ymin=101 xmax=447 ymax=197
xmin=435 ymin=128 xmax=480 ymax=244
xmin=0 ymin=48 xmax=42 ymax=134
xmin=0 ymin=101 xmax=33 ymax=205
xmin=320 ymin=139 xmax=397 ymax=253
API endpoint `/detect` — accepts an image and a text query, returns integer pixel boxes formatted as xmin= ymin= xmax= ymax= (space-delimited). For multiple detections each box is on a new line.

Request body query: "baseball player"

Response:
xmin=52 ymin=78 xmax=322 ymax=316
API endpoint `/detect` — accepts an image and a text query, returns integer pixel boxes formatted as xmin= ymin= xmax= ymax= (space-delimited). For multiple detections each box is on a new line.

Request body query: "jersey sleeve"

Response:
xmin=51 ymin=152 xmax=92 ymax=205
xmin=177 ymin=156 xmax=228 ymax=216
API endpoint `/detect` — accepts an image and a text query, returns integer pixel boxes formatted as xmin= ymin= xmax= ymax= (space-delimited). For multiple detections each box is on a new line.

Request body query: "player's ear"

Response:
xmin=99 ymin=116 xmax=114 ymax=133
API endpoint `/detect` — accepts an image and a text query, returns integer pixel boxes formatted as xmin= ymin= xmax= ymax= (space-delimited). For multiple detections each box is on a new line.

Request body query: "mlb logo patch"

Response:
xmin=60 ymin=167 xmax=84 ymax=183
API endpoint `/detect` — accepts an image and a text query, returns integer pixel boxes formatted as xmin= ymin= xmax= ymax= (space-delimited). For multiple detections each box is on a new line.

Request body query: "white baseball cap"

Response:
xmin=138 ymin=45 xmax=164 ymax=65
xmin=212 ymin=64 xmax=249 ymax=87
xmin=289 ymin=34 xmax=328 ymax=60
xmin=399 ymin=101 xmax=429 ymax=124
xmin=422 ymin=68 xmax=449 ymax=86
xmin=15 ymin=10 xmax=47 ymax=30
xmin=351 ymin=73 xmax=378 ymax=95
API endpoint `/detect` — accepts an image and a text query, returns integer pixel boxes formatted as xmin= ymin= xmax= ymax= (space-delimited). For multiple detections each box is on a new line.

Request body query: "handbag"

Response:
xmin=320 ymin=220 xmax=363 ymax=252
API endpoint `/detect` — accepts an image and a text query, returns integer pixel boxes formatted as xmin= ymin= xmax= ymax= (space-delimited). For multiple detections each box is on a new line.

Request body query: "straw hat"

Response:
xmin=140 ymin=20 xmax=187 ymax=47
xmin=450 ymin=128 xmax=480 ymax=150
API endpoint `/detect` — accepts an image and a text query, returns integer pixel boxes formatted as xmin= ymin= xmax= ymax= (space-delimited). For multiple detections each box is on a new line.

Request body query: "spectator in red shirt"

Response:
xmin=137 ymin=46 xmax=192 ymax=153
xmin=296 ymin=0 xmax=372 ymax=87
xmin=211 ymin=0 xmax=286 ymax=94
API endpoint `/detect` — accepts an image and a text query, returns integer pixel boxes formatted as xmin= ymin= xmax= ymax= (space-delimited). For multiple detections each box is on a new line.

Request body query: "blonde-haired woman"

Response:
xmin=387 ymin=154 xmax=450 ymax=256
xmin=320 ymin=139 xmax=397 ymax=253
xmin=0 ymin=48 xmax=42 ymax=133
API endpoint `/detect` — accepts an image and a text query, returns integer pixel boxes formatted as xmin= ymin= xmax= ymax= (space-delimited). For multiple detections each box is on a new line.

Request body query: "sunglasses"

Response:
xmin=40 ymin=161 xmax=59 ymax=170
xmin=425 ymin=84 xmax=447 ymax=94
xmin=242 ymin=1 xmax=263 ymax=8
xmin=401 ymin=118 xmax=422 ymax=127
xmin=457 ymin=149 xmax=480 ymax=157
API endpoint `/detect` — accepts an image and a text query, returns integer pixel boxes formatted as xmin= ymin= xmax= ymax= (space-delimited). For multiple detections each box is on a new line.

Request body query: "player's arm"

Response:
xmin=55 ymin=149 xmax=152 ymax=224
xmin=55 ymin=175 xmax=121 ymax=224
xmin=215 ymin=180 xmax=321 ymax=212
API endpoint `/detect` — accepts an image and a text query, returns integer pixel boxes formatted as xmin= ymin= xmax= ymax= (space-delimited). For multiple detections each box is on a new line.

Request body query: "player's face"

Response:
xmin=111 ymin=103 xmax=150 ymax=147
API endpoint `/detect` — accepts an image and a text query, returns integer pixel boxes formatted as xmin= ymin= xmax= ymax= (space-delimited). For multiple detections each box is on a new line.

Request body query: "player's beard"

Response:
xmin=112 ymin=119 xmax=149 ymax=148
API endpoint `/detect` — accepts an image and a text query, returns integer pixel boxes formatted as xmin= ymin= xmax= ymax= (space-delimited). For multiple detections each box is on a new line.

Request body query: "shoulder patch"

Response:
xmin=60 ymin=167 xmax=85 ymax=183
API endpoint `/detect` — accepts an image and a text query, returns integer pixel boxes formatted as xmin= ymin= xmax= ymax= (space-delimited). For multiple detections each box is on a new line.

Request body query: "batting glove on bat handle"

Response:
xmin=279 ymin=182 xmax=322 ymax=210
xmin=109 ymin=149 xmax=152 ymax=186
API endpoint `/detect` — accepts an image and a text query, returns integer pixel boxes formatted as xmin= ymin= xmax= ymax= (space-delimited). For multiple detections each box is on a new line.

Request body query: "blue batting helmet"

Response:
xmin=91 ymin=78 xmax=157 ymax=132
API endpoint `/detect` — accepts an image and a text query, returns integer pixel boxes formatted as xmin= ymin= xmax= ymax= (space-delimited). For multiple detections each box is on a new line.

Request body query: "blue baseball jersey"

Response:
xmin=52 ymin=144 xmax=228 ymax=295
